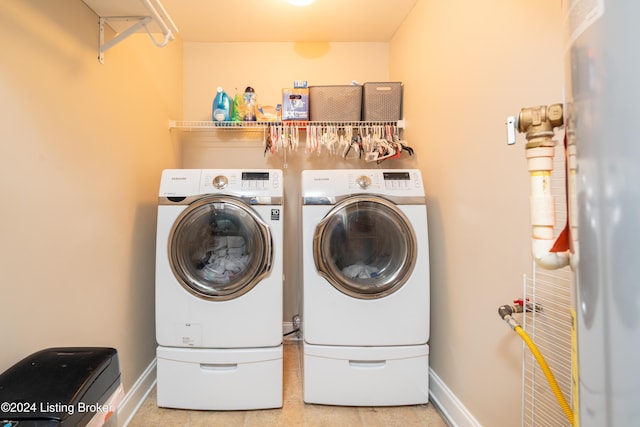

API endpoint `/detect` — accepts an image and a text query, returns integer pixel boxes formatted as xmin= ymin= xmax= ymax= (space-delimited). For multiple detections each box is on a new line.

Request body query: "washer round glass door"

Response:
xmin=168 ymin=196 xmax=273 ymax=301
xmin=313 ymin=196 xmax=417 ymax=299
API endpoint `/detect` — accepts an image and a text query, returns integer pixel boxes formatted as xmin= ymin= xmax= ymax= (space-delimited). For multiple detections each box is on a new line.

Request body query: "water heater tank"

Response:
xmin=565 ymin=2 xmax=640 ymax=426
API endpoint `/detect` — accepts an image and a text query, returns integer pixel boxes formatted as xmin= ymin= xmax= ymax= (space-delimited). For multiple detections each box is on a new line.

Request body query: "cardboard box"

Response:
xmin=282 ymin=88 xmax=309 ymax=121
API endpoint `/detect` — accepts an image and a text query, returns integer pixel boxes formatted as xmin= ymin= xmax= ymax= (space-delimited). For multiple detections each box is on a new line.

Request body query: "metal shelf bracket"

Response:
xmin=99 ymin=16 xmax=152 ymax=64
xmin=95 ymin=0 xmax=178 ymax=63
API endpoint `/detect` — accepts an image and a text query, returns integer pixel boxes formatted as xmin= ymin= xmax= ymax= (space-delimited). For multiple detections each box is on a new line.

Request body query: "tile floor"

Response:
xmin=128 ymin=340 xmax=449 ymax=427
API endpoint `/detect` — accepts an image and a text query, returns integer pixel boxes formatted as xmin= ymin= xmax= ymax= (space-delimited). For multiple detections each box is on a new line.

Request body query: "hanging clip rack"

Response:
xmin=97 ymin=0 xmax=178 ymax=64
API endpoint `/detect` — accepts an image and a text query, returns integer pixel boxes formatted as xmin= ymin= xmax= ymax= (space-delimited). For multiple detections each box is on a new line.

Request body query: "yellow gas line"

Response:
xmin=499 ymin=304 xmax=575 ymax=426
xmin=514 ymin=325 xmax=574 ymax=426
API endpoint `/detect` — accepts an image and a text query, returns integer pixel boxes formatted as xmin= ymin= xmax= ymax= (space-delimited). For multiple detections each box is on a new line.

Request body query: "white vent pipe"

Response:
xmin=509 ymin=103 xmax=571 ymax=270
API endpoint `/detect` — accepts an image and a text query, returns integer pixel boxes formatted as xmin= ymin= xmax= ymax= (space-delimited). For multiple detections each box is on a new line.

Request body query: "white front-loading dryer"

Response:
xmin=155 ymin=169 xmax=283 ymax=410
xmin=301 ymin=169 xmax=430 ymax=406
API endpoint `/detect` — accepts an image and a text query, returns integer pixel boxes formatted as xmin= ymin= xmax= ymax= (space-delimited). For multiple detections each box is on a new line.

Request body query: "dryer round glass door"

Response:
xmin=168 ymin=196 xmax=273 ymax=301
xmin=313 ymin=196 xmax=417 ymax=299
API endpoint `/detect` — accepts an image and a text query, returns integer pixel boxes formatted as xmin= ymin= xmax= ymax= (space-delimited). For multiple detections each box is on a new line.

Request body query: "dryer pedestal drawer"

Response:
xmin=303 ymin=343 xmax=429 ymax=406
xmin=157 ymin=345 xmax=282 ymax=410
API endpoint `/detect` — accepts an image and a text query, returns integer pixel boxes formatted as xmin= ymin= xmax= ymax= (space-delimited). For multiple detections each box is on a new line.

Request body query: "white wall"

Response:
xmin=0 ymin=0 xmax=182 ymax=404
xmin=390 ymin=1 xmax=564 ymax=425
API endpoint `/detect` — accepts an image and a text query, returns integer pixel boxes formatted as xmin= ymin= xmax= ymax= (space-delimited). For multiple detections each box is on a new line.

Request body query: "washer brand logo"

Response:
xmin=171 ymin=177 xmax=187 ymax=180
xmin=313 ymin=178 xmax=330 ymax=181
xmin=271 ymin=209 xmax=281 ymax=221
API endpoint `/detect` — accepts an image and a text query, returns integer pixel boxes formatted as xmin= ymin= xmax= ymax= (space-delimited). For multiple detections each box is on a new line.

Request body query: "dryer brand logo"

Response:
xmin=171 ymin=177 xmax=187 ymax=180
xmin=271 ymin=209 xmax=281 ymax=221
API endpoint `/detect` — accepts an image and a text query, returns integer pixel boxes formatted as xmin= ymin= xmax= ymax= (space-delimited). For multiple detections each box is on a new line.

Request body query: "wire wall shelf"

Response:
xmin=169 ymin=119 xmax=412 ymax=167
xmin=169 ymin=120 xmax=405 ymax=131
xmin=522 ymin=132 xmax=574 ymax=427
xmin=523 ymin=267 xmax=573 ymax=427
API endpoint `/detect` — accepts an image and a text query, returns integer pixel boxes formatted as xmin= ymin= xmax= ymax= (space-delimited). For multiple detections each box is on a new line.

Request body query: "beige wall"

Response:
xmin=183 ymin=42 xmax=390 ymax=121
xmin=173 ymin=4 xmax=563 ymax=424
xmin=180 ymin=7 xmax=563 ymax=425
xmin=180 ymin=42 xmax=405 ymax=322
xmin=1 ymin=0 xmax=564 ymax=425
xmin=0 ymin=0 xmax=182 ymax=403
xmin=390 ymin=0 xmax=563 ymax=425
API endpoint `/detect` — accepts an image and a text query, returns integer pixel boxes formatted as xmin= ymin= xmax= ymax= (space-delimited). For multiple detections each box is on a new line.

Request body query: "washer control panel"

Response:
xmin=160 ymin=169 xmax=283 ymax=198
xmin=301 ymin=169 xmax=424 ymax=197
xmin=348 ymin=171 xmax=421 ymax=192
xmin=199 ymin=169 xmax=282 ymax=195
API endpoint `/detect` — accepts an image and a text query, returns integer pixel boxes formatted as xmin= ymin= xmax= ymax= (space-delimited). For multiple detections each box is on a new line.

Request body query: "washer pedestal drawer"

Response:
xmin=303 ymin=343 xmax=429 ymax=406
xmin=157 ymin=345 xmax=283 ymax=410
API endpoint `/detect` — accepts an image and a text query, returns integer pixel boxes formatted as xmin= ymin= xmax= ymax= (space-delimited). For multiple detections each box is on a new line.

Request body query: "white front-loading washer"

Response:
xmin=301 ymin=169 xmax=430 ymax=406
xmin=155 ymin=169 xmax=283 ymax=410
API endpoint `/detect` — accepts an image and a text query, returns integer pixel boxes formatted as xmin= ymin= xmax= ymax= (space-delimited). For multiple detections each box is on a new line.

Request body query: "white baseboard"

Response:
xmin=118 ymin=358 xmax=157 ymax=427
xmin=429 ymin=368 xmax=481 ymax=427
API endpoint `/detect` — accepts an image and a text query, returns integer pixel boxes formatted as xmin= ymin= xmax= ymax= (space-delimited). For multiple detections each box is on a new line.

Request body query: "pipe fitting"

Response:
xmin=498 ymin=304 xmax=521 ymax=330
xmin=512 ymin=102 xmax=571 ymax=270
xmin=517 ymin=104 xmax=563 ymax=148
xmin=533 ymin=238 xmax=571 ymax=269
xmin=498 ymin=304 xmax=514 ymax=318
xmin=497 ymin=302 xmax=575 ymax=425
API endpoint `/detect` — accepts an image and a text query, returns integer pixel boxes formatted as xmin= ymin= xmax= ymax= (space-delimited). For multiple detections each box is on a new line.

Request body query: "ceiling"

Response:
xmin=82 ymin=0 xmax=418 ymax=43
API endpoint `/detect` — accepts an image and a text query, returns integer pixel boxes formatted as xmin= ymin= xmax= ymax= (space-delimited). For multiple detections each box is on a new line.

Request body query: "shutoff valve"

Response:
xmin=506 ymin=104 xmax=563 ymax=146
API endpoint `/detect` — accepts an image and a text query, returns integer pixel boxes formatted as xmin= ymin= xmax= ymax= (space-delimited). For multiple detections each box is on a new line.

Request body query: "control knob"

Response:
xmin=212 ymin=175 xmax=228 ymax=189
xmin=356 ymin=175 xmax=371 ymax=189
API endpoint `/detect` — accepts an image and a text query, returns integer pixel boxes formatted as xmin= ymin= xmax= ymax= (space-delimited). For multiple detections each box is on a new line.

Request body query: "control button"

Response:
xmin=356 ymin=175 xmax=371 ymax=189
xmin=212 ymin=175 xmax=228 ymax=189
